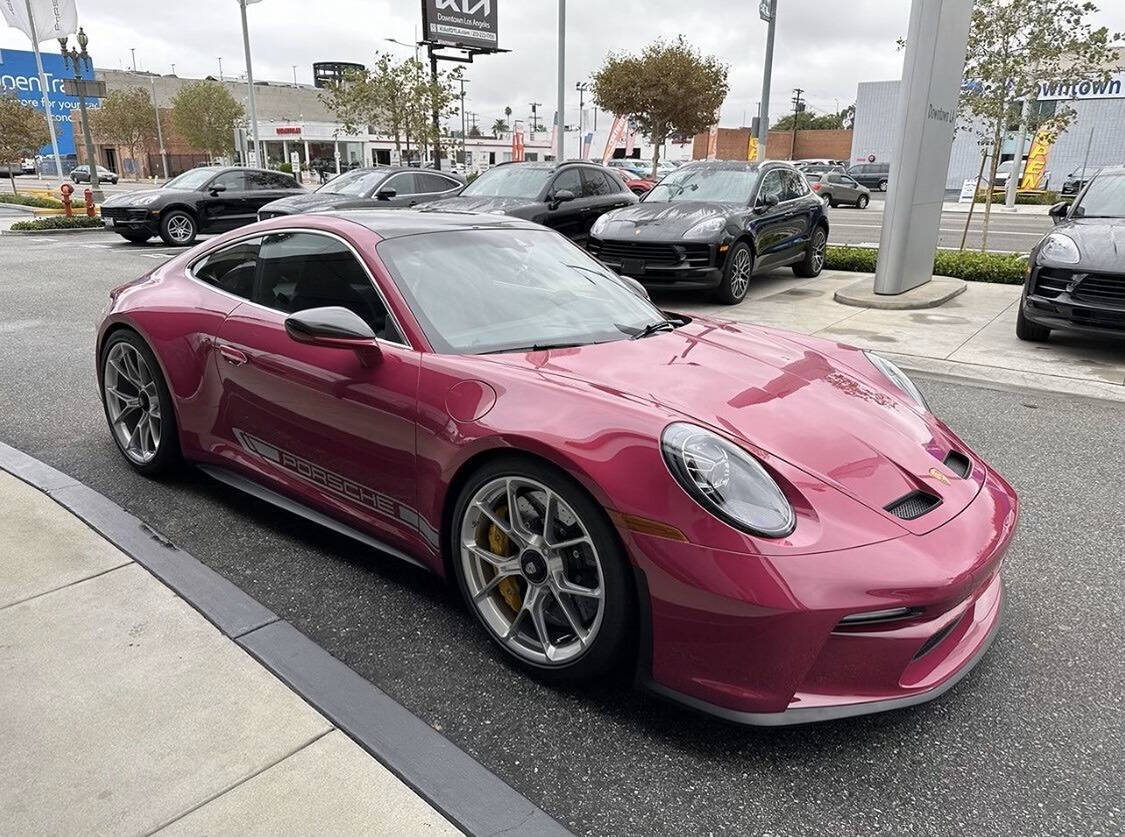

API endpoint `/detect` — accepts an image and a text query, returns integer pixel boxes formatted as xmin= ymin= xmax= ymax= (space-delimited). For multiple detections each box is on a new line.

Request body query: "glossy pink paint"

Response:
xmin=97 ymin=213 xmax=1018 ymax=723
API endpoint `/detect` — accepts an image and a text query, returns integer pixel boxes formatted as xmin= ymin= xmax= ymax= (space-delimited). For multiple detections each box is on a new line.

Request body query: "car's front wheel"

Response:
xmin=877 ymin=178 xmax=889 ymax=191
xmin=99 ymin=330 xmax=180 ymax=476
xmin=714 ymin=241 xmax=754 ymax=305
xmin=793 ymin=226 xmax=828 ymax=278
xmin=160 ymin=210 xmax=198 ymax=246
xmin=1016 ymin=304 xmax=1050 ymax=342
xmin=451 ymin=457 xmax=634 ymax=683
xmin=119 ymin=231 xmax=151 ymax=244
xmin=856 ymin=194 xmax=869 ymax=209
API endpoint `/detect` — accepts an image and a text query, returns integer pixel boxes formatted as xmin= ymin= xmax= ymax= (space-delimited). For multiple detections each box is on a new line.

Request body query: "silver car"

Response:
xmin=807 ymin=171 xmax=871 ymax=208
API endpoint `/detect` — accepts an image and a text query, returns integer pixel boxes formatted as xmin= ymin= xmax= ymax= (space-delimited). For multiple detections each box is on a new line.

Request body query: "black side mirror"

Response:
xmin=550 ymin=188 xmax=576 ymax=208
xmin=755 ymin=193 xmax=780 ymax=212
xmin=376 ymin=187 xmax=397 ymax=201
xmin=285 ymin=306 xmax=382 ymax=366
xmin=209 ymin=183 xmax=227 ymax=195
xmin=1048 ymin=201 xmax=1069 ymax=224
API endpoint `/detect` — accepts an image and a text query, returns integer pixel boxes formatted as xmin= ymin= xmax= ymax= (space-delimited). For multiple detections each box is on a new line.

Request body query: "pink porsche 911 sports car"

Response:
xmin=96 ymin=210 xmax=1018 ymax=725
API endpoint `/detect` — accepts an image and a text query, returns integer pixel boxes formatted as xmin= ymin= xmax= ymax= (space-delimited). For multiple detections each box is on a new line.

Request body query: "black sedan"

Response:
xmin=586 ymin=160 xmax=829 ymax=304
xmin=257 ymin=166 xmax=464 ymax=219
xmin=423 ymin=161 xmax=637 ymax=244
xmin=99 ymin=166 xmax=303 ymax=246
xmin=1018 ymin=166 xmax=1125 ymax=341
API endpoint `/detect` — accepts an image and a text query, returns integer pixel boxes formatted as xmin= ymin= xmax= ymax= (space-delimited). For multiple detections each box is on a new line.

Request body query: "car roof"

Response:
xmin=331 ymin=208 xmax=544 ymax=239
xmin=493 ymin=160 xmax=607 ymax=171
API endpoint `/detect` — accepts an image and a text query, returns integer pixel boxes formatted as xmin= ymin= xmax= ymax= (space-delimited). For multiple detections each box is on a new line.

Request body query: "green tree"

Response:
xmin=490 ymin=118 xmax=508 ymax=136
xmin=0 ymin=94 xmax=49 ymax=193
xmin=90 ymin=87 xmax=157 ymax=179
xmin=592 ymin=36 xmax=728 ymax=174
xmin=170 ymin=81 xmax=244 ymax=160
xmin=960 ymin=0 xmax=1120 ymax=249
xmin=771 ymin=106 xmax=853 ymax=131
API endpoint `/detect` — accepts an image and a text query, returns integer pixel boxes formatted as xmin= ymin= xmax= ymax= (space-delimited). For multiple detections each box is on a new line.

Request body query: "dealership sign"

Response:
xmin=1036 ymin=72 xmax=1123 ymax=101
xmin=422 ymin=0 xmax=498 ymax=51
xmin=0 ymin=46 xmax=94 ymax=155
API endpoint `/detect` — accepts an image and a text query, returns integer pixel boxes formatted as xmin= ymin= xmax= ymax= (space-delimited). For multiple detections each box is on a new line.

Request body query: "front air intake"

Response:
xmin=885 ymin=491 xmax=942 ymax=520
xmin=943 ymin=450 xmax=971 ymax=479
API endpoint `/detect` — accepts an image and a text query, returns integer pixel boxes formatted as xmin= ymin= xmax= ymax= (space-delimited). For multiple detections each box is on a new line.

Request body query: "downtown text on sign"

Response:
xmin=421 ymin=0 xmax=499 ymax=52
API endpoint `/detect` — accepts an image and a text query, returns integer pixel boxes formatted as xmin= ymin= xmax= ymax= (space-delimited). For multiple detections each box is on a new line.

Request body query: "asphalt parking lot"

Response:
xmin=1 ymin=232 xmax=1121 ymax=836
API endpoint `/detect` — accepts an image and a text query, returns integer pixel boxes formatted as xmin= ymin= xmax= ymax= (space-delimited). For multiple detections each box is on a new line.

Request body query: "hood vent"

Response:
xmin=885 ymin=490 xmax=942 ymax=520
xmin=943 ymin=450 xmax=971 ymax=479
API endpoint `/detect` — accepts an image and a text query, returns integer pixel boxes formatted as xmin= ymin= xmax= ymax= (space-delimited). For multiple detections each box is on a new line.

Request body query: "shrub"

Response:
xmin=278 ymin=162 xmax=293 ymax=174
xmin=825 ymin=246 xmax=1027 ymax=285
xmin=10 ymin=215 xmax=104 ymax=231
xmin=973 ymin=189 xmax=1059 ymax=205
xmin=0 ymin=192 xmax=64 ymax=208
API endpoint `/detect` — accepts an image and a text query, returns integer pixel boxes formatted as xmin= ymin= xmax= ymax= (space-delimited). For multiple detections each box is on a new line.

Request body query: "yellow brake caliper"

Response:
xmin=488 ymin=503 xmax=523 ymax=612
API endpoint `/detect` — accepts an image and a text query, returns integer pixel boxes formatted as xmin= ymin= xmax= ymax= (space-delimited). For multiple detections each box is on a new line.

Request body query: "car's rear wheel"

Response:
xmin=793 ymin=226 xmax=828 ymax=278
xmin=856 ymin=194 xmax=869 ymax=209
xmin=827 ymin=197 xmax=838 ymax=208
xmin=119 ymin=231 xmax=151 ymax=244
xmin=160 ymin=210 xmax=198 ymax=246
xmin=451 ymin=457 xmax=634 ymax=683
xmin=99 ymin=330 xmax=180 ymax=476
xmin=714 ymin=241 xmax=754 ymax=305
xmin=1016 ymin=304 xmax=1051 ymax=342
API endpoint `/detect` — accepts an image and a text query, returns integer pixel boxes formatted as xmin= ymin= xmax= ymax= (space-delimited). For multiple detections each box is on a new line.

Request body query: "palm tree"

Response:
xmin=491 ymin=118 xmax=508 ymax=136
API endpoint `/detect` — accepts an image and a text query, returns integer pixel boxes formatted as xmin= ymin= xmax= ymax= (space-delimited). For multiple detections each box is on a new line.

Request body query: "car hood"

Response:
xmin=423 ymin=195 xmax=538 ymax=215
xmin=102 ymin=188 xmax=186 ymax=207
xmin=485 ymin=317 xmax=983 ymax=535
xmin=1052 ymin=217 xmax=1125 ymax=272
xmin=260 ymin=192 xmax=378 ymax=214
xmin=595 ymin=201 xmax=743 ymax=240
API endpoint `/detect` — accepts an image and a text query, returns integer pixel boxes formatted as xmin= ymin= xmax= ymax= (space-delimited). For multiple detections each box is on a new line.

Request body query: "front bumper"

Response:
xmin=587 ymin=236 xmax=725 ymax=290
xmin=101 ymin=206 xmax=160 ymax=235
xmin=1023 ymin=265 xmax=1125 ymax=336
xmin=626 ymin=466 xmax=1018 ymax=725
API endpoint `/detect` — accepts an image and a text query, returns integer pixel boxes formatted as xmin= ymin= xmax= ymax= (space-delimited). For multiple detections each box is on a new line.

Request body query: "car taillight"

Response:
xmin=811 ymin=182 xmax=821 ymax=190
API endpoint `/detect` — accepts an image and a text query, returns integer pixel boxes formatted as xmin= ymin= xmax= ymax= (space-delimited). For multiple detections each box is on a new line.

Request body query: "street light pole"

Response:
xmin=150 ymin=75 xmax=169 ymax=179
xmin=429 ymin=46 xmax=443 ymax=171
xmin=238 ymin=0 xmax=260 ymax=167
xmin=757 ymin=0 xmax=778 ymax=162
xmin=556 ymin=0 xmax=566 ymax=162
xmin=58 ymin=29 xmax=102 ymax=201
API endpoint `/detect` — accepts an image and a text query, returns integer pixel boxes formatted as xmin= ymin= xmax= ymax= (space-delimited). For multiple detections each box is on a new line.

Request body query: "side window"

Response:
xmin=383 ymin=172 xmax=418 ymax=195
xmin=579 ymin=168 xmax=613 ymax=197
xmin=827 ymin=174 xmax=843 ymax=184
xmin=757 ymin=171 xmax=784 ymax=204
xmin=782 ymin=170 xmax=809 ymax=200
xmin=550 ymin=168 xmax=582 ymax=197
xmin=192 ymin=238 xmax=262 ymax=298
xmin=268 ymin=171 xmax=298 ymax=189
xmin=253 ymin=232 xmax=403 ymax=344
xmin=416 ymin=173 xmax=459 ymax=193
xmin=211 ymin=171 xmax=247 ymax=191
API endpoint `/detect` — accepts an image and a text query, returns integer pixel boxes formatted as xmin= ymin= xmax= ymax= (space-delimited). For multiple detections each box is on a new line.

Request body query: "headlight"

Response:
xmin=591 ymin=213 xmax=611 ymax=237
xmin=865 ymin=352 xmax=929 ymax=411
xmin=661 ymin=423 xmax=795 ymax=538
xmin=683 ymin=216 xmax=726 ymax=240
xmin=1039 ymin=233 xmax=1080 ymax=264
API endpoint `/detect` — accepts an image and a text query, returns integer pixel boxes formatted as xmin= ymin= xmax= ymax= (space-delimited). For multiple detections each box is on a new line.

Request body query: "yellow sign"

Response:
xmin=1020 ymin=131 xmax=1054 ymax=190
xmin=747 ymin=136 xmax=759 ymax=161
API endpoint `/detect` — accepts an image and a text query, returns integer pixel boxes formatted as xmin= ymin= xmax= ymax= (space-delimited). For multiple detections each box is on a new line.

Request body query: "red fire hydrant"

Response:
xmin=83 ymin=188 xmax=96 ymax=218
xmin=59 ymin=182 xmax=74 ymax=218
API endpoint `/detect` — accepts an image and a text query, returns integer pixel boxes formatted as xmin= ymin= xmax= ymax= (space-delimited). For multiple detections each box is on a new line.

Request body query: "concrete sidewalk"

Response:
xmin=0 ymin=469 xmax=457 ymax=836
xmin=666 ymin=269 xmax=1125 ymax=401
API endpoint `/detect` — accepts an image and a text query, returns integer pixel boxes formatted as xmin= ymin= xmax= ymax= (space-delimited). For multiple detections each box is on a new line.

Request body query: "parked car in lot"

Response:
xmin=96 ymin=208 xmax=1017 ymax=726
xmin=807 ymin=171 xmax=871 ymax=208
xmin=71 ymin=165 xmax=119 ymax=185
xmin=423 ymin=160 xmax=636 ymax=244
xmin=1017 ymin=166 xmax=1125 ymax=342
xmin=607 ymin=167 xmax=656 ymax=196
xmin=1060 ymin=165 xmax=1106 ymax=196
xmin=847 ymin=161 xmax=891 ymax=191
xmin=258 ymin=166 xmax=463 ymax=219
xmin=587 ymin=160 xmax=829 ymax=304
xmin=100 ymin=166 xmax=303 ymax=245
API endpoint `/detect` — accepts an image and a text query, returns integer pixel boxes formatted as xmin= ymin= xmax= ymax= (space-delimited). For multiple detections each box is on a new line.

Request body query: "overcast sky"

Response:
xmin=4 ymin=0 xmax=1124 ymax=131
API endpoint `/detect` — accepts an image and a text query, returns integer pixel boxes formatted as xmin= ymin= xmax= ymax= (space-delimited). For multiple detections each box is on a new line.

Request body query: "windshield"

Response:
xmin=1073 ymin=173 xmax=1125 ymax=218
xmin=644 ymin=166 xmax=758 ymax=203
xmin=378 ymin=229 xmax=668 ymax=354
xmin=319 ymin=169 xmax=388 ymax=196
xmin=460 ymin=166 xmax=553 ymax=199
xmin=164 ymin=169 xmax=218 ymax=190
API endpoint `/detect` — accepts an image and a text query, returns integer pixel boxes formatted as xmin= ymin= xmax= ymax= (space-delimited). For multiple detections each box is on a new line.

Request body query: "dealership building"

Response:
xmin=851 ymin=71 xmax=1125 ymax=191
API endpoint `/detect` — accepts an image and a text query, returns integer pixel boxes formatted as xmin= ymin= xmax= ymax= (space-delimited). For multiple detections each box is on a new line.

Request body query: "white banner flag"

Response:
xmin=1 ymin=0 xmax=78 ymax=43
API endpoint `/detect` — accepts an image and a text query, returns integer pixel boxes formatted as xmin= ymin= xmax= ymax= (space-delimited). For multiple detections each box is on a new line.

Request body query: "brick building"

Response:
xmin=692 ymin=126 xmax=853 ymax=162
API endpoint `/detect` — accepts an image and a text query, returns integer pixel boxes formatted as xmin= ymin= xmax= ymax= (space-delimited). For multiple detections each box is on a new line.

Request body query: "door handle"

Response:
xmin=219 ymin=345 xmax=248 ymax=367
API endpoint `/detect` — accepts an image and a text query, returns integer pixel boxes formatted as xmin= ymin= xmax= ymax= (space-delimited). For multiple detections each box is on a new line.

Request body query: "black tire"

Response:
xmin=450 ymin=455 xmax=635 ymax=684
xmin=856 ymin=194 xmax=869 ymax=209
xmin=713 ymin=240 xmax=754 ymax=305
xmin=118 ymin=231 xmax=152 ymax=244
xmin=793 ymin=225 xmax=828 ymax=278
xmin=99 ymin=329 xmax=181 ymax=477
xmin=159 ymin=209 xmax=198 ymax=246
xmin=827 ymin=197 xmax=838 ymax=208
xmin=1016 ymin=304 xmax=1050 ymax=342
xmin=877 ymin=178 xmax=889 ymax=191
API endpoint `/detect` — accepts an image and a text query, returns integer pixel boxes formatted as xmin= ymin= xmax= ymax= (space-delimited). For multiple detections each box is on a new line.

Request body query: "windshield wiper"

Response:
xmin=481 ymin=342 xmax=586 ymax=354
xmin=624 ymin=320 xmax=678 ymax=340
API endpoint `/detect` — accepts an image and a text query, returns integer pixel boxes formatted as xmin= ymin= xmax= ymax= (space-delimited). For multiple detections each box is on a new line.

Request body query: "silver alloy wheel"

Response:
xmin=729 ymin=247 xmax=753 ymax=299
xmin=103 ymin=343 xmax=162 ymax=465
xmin=811 ymin=231 xmax=826 ymax=272
xmin=165 ymin=213 xmax=194 ymax=243
xmin=460 ymin=476 xmax=605 ymax=667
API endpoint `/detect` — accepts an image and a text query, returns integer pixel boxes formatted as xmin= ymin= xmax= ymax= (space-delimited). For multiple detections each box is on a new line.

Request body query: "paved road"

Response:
xmin=1 ymin=234 xmax=1121 ymax=836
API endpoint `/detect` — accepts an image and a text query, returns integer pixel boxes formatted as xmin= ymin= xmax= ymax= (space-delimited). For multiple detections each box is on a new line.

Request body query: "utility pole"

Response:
xmin=429 ymin=47 xmax=443 ymax=170
xmin=467 ymin=111 xmax=479 ymax=133
xmin=217 ymin=57 xmax=224 ymax=82
xmin=529 ymin=102 xmax=542 ymax=134
xmin=292 ymin=65 xmax=298 ymax=87
xmin=170 ymin=63 xmax=176 ymax=75
xmin=459 ymin=77 xmax=470 ymax=169
xmin=237 ymin=0 xmax=260 ymax=167
xmin=576 ymin=81 xmax=588 ymax=137
xmin=556 ymin=0 xmax=566 ymax=162
xmin=148 ymin=74 xmax=168 ymax=179
xmin=790 ymin=88 xmax=805 ymax=160
xmin=757 ymin=0 xmax=778 ymax=161
xmin=130 ymin=48 xmax=136 ymax=71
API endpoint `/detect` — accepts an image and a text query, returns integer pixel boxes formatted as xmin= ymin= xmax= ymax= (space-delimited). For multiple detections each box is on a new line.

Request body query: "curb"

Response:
xmin=1 ymin=225 xmax=106 ymax=236
xmin=0 ymin=440 xmax=573 ymax=837
xmin=834 ymin=277 xmax=967 ymax=310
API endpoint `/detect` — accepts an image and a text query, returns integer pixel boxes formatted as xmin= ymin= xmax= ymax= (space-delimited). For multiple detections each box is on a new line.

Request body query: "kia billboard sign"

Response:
xmin=422 ymin=0 xmax=499 ymax=52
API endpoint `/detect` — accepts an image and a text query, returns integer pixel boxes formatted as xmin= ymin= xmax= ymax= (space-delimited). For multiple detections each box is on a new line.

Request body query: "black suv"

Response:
xmin=847 ymin=162 xmax=891 ymax=191
xmin=586 ymin=160 xmax=830 ymax=304
xmin=100 ymin=166 xmax=304 ymax=246
xmin=423 ymin=161 xmax=637 ymax=244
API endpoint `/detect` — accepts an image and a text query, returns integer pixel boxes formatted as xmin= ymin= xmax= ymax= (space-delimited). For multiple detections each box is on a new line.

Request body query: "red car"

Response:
xmin=96 ymin=211 xmax=1017 ymax=725
xmin=608 ymin=166 xmax=656 ymax=196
